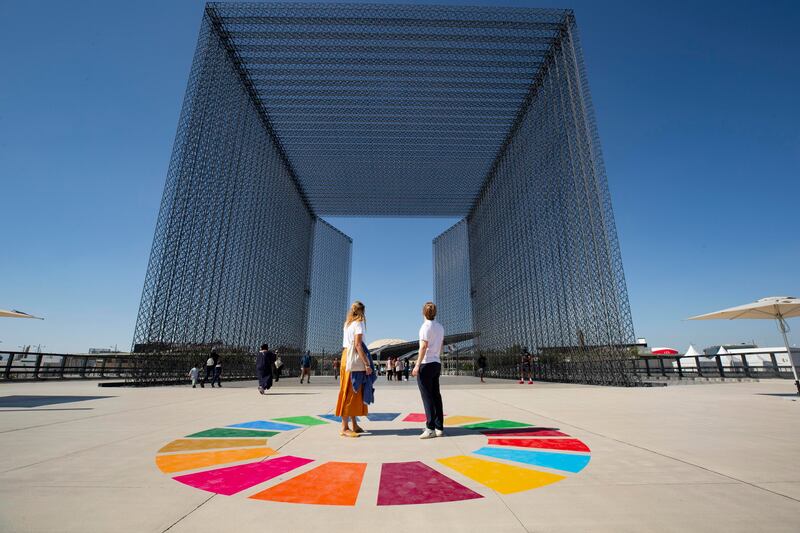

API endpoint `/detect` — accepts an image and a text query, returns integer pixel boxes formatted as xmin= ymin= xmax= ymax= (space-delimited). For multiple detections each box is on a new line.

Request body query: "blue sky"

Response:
xmin=1 ymin=0 xmax=798 ymax=353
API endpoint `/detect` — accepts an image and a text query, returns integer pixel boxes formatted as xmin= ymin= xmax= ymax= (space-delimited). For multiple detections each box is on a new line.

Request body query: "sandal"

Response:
xmin=352 ymin=426 xmax=365 ymax=434
xmin=339 ymin=430 xmax=359 ymax=438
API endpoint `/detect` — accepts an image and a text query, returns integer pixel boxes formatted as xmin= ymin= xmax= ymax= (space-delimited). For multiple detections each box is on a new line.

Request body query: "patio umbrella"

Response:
xmin=0 ymin=309 xmax=43 ymax=319
xmin=688 ymin=296 xmax=800 ymax=394
xmin=651 ymin=347 xmax=679 ymax=355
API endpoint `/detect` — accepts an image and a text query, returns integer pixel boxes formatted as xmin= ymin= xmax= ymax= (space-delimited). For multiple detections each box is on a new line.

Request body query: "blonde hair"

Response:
xmin=345 ymin=300 xmax=366 ymax=327
xmin=423 ymin=301 xmax=437 ymax=320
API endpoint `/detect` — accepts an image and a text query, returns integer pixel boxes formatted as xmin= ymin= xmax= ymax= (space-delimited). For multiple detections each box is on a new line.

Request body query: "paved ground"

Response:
xmin=0 ymin=377 xmax=798 ymax=532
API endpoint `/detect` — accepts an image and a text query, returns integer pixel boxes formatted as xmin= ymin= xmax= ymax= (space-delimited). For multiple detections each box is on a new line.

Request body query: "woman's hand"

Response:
xmin=412 ymin=364 xmax=419 ymax=377
xmin=365 ymin=365 xmax=373 ymax=376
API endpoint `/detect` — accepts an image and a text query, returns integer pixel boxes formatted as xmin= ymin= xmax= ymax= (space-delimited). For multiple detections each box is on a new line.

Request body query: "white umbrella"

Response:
xmin=688 ymin=296 xmax=800 ymax=394
xmin=0 ymin=309 xmax=43 ymax=319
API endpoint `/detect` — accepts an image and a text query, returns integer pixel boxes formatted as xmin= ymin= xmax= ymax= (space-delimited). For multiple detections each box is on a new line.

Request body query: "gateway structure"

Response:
xmin=134 ymin=3 xmax=635 ymax=383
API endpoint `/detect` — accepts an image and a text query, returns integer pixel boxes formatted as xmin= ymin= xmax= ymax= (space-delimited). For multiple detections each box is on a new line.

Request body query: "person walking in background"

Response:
xmin=412 ymin=302 xmax=445 ymax=439
xmin=200 ymin=351 xmax=216 ymax=388
xmin=404 ymin=358 xmax=410 ymax=381
xmin=274 ymin=353 xmax=283 ymax=382
xmin=212 ymin=355 xmax=223 ymax=387
xmin=477 ymin=353 xmax=487 ymax=383
xmin=333 ymin=357 xmax=340 ymax=381
xmin=257 ymin=343 xmax=275 ymax=395
xmin=189 ymin=364 xmax=199 ymax=388
xmin=395 ymin=357 xmax=403 ymax=381
xmin=387 ymin=357 xmax=394 ymax=381
xmin=300 ymin=350 xmax=312 ymax=384
xmin=335 ymin=300 xmax=374 ymax=437
xmin=519 ymin=347 xmax=533 ymax=384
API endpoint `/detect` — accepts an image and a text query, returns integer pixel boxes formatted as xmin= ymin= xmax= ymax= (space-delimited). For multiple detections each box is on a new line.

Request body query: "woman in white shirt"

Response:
xmin=335 ymin=300 xmax=373 ymax=437
xmin=412 ymin=302 xmax=445 ymax=439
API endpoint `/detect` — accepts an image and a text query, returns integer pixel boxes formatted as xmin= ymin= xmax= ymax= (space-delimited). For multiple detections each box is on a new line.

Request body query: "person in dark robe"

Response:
xmin=256 ymin=343 xmax=276 ymax=395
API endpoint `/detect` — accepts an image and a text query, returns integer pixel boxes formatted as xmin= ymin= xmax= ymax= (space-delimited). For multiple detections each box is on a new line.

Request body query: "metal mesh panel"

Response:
xmin=466 ymin=14 xmax=636 ymax=385
xmin=305 ymin=218 xmax=352 ymax=355
xmin=133 ymin=11 xmax=314 ymax=354
xmin=209 ymin=2 xmax=569 ymax=216
xmin=433 ymin=219 xmax=473 ymax=341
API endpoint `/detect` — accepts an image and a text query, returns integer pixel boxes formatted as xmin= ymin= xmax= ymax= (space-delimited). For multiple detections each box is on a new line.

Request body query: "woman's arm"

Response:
xmin=354 ymin=332 xmax=372 ymax=375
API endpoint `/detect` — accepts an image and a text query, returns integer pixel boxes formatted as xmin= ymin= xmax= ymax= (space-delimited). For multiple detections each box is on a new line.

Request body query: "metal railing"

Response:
xmin=462 ymin=355 xmax=639 ymax=385
xmin=633 ymin=353 xmax=797 ymax=380
xmin=0 ymin=350 xmax=344 ymax=385
xmin=4 ymin=350 xmax=793 ymax=386
xmin=1 ymin=351 xmax=136 ymax=381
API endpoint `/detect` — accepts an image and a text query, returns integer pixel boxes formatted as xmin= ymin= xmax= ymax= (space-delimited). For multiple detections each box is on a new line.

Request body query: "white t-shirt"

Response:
xmin=343 ymin=320 xmax=366 ymax=348
xmin=419 ymin=319 xmax=444 ymax=364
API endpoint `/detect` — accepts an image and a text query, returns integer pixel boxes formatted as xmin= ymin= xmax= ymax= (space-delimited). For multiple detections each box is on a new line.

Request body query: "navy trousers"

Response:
xmin=417 ymin=362 xmax=443 ymax=430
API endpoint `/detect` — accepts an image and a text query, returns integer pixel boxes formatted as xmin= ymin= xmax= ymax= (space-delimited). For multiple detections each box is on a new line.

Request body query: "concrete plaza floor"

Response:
xmin=0 ymin=376 xmax=798 ymax=532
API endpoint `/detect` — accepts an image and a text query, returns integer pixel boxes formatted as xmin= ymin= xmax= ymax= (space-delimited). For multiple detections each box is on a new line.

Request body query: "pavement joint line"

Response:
xmin=437 ymin=399 xmax=534 ymax=533
xmin=161 ymin=493 xmax=216 ymax=532
xmin=0 ymin=408 xmax=94 ymax=412
xmin=24 ymin=484 xmax=151 ymax=488
xmin=0 ymin=394 xmax=226 ymax=435
xmin=15 ymin=390 xmax=309 ymax=533
xmin=155 ymin=415 xmax=350 ymax=522
xmin=468 ymin=390 xmax=800 ymax=505
xmin=0 ymin=407 xmax=229 ymax=476
xmin=271 ymin=423 xmax=311 ymax=453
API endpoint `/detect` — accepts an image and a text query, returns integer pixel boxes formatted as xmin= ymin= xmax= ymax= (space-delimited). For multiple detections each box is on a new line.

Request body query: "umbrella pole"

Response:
xmin=777 ymin=316 xmax=800 ymax=395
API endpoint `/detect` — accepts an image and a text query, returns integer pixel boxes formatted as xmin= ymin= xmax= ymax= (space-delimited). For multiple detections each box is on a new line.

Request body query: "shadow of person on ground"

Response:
xmin=361 ymin=427 xmax=482 ymax=437
xmin=262 ymin=392 xmax=319 ymax=396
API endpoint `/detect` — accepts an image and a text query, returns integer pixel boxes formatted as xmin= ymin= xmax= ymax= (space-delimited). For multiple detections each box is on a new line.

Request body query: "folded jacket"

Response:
xmin=350 ymin=342 xmax=377 ymax=405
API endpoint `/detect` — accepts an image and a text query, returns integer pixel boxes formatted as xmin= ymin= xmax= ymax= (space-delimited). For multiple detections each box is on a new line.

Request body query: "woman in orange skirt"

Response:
xmin=336 ymin=301 xmax=373 ymax=437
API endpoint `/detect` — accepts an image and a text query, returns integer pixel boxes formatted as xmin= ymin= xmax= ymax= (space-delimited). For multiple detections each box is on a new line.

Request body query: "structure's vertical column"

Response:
xmin=466 ymin=15 xmax=635 ymax=384
xmin=564 ymin=15 xmax=634 ymax=344
xmin=133 ymin=12 xmax=314 ymax=354
xmin=133 ymin=16 xmax=214 ymax=350
xmin=305 ymin=219 xmax=352 ymax=356
xmin=433 ymin=219 xmax=473 ymax=344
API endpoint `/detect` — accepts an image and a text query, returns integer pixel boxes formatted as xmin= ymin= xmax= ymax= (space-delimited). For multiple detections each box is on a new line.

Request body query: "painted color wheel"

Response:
xmin=155 ymin=413 xmax=591 ymax=506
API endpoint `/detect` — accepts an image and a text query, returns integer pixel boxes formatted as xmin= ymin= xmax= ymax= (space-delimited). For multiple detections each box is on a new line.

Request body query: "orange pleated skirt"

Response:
xmin=335 ymin=348 xmax=368 ymax=417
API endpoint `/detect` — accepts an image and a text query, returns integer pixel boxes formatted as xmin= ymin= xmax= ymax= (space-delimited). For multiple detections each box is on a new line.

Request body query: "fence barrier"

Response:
xmin=2 ymin=350 xmax=794 ymax=386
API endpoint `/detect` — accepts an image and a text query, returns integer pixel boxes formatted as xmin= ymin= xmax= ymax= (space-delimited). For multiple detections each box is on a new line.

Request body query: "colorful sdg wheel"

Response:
xmin=155 ymin=413 xmax=591 ymax=506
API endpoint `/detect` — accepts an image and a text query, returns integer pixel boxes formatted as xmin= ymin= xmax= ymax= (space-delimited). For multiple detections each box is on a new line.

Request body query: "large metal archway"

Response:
xmin=133 ymin=3 xmax=635 ymax=385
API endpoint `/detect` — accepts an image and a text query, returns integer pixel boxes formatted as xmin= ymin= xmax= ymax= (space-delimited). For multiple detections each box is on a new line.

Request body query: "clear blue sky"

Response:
xmin=1 ymin=0 xmax=798 ymax=353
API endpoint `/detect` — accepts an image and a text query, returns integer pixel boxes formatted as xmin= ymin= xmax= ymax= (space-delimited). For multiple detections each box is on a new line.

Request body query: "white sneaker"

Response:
xmin=435 ymin=429 xmax=445 ymax=438
xmin=419 ymin=429 xmax=435 ymax=439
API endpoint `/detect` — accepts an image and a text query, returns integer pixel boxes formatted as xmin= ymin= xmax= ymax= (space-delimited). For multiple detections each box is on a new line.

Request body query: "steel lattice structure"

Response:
xmin=305 ymin=218 xmax=352 ymax=355
xmin=134 ymin=3 xmax=635 ymax=385
xmin=433 ymin=219 xmax=473 ymax=351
